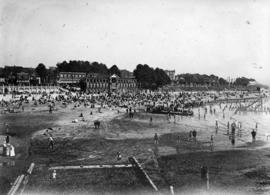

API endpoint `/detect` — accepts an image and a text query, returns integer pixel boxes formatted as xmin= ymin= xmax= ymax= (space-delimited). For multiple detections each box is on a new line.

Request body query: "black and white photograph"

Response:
xmin=0 ymin=0 xmax=270 ymax=194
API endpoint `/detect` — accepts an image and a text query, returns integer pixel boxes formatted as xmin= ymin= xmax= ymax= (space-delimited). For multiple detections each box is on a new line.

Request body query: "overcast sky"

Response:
xmin=0 ymin=0 xmax=269 ymax=85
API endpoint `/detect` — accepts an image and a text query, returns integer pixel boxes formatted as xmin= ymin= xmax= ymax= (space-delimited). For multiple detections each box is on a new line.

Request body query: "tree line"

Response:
xmin=176 ymin=73 xmax=256 ymax=87
xmin=57 ymin=61 xmax=171 ymax=89
xmin=0 ymin=61 xmax=259 ymax=89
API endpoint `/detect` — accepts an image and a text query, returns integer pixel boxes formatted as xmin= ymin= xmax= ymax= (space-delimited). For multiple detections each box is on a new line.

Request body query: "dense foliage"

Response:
xmin=35 ymin=63 xmax=47 ymax=83
xmin=133 ymin=64 xmax=171 ymax=89
xmin=56 ymin=61 xmax=108 ymax=75
xmin=1 ymin=61 xmax=263 ymax=89
xmin=176 ymin=73 xmax=229 ymax=85
xmin=109 ymin=65 xmax=121 ymax=77
xmin=233 ymin=77 xmax=255 ymax=86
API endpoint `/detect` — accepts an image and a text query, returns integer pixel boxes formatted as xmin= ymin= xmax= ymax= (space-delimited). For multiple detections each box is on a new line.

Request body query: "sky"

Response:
xmin=0 ymin=0 xmax=269 ymax=85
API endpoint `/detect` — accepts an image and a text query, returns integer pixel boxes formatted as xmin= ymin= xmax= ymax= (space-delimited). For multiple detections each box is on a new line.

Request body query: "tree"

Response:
xmin=35 ymin=63 xmax=47 ymax=84
xmin=56 ymin=60 xmax=109 ymax=75
xmin=133 ymin=64 xmax=170 ymax=90
xmin=109 ymin=65 xmax=121 ymax=77
xmin=218 ymin=77 xmax=228 ymax=85
xmin=154 ymin=68 xmax=171 ymax=87
xmin=234 ymin=77 xmax=255 ymax=86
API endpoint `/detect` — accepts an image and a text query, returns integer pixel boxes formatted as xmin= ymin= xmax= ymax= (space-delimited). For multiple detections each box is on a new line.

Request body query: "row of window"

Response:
xmin=60 ymin=74 xmax=85 ymax=78
xmin=86 ymin=79 xmax=136 ymax=84
xmin=87 ymin=83 xmax=136 ymax=88
xmin=87 ymin=79 xmax=108 ymax=83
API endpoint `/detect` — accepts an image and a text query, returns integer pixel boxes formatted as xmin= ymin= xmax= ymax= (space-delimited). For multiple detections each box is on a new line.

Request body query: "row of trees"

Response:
xmin=234 ymin=77 xmax=255 ymax=86
xmin=175 ymin=73 xmax=256 ymax=87
xmin=34 ymin=61 xmax=123 ymax=85
xmin=1 ymin=61 xmax=258 ymax=89
xmin=56 ymin=61 xmax=171 ymax=89
xmin=133 ymin=64 xmax=171 ymax=89
xmin=56 ymin=61 xmax=121 ymax=77
xmin=176 ymin=73 xmax=228 ymax=86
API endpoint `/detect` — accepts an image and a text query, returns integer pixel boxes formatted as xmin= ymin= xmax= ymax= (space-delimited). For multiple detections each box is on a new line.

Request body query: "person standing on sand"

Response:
xmin=6 ymin=135 xmax=9 ymax=144
xmin=210 ymin=135 xmax=214 ymax=145
xmin=251 ymin=129 xmax=257 ymax=142
xmin=192 ymin=130 xmax=197 ymax=141
xmin=116 ymin=152 xmax=122 ymax=161
xmin=154 ymin=133 xmax=159 ymax=145
xmin=48 ymin=136 xmax=54 ymax=150
xmin=231 ymin=135 xmax=235 ymax=146
xmin=227 ymin=122 xmax=230 ymax=135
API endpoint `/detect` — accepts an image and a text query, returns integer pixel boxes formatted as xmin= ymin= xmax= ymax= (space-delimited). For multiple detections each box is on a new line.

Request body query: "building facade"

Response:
xmin=85 ymin=73 xmax=109 ymax=93
xmin=85 ymin=73 xmax=137 ymax=94
xmin=57 ymin=72 xmax=86 ymax=85
xmin=110 ymin=74 xmax=137 ymax=93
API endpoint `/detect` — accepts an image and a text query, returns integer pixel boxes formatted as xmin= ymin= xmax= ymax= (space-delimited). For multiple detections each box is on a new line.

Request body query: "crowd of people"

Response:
xmin=0 ymin=88 xmax=269 ymax=157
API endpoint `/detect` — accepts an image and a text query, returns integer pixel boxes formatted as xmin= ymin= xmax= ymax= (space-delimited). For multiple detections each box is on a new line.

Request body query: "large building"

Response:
xmin=17 ymin=72 xmax=30 ymax=85
xmin=110 ymin=74 xmax=137 ymax=93
xmin=85 ymin=73 xmax=137 ymax=94
xmin=85 ymin=73 xmax=109 ymax=93
xmin=165 ymin=70 xmax=175 ymax=81
xmin=57 ymin=72 xmax=86 ymax=85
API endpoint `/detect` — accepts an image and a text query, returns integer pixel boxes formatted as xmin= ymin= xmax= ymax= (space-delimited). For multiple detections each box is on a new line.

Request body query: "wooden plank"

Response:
xmin=49 ymin=164 xmax=132 ymax=170
xmin=7 ymin=174 xmax=25 ymax=195
xmin=129 ymin=157 xmax=159 ymax=192
xmin=27 ymin=163 xmax=35 ymax=175
xmin=7 ymin=176 xmax=20 ymax=195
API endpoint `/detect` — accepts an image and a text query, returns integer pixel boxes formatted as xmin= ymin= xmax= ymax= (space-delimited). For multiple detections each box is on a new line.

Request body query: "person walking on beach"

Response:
xmin=215 ymin=120 xmax=219 ymax=134
xmin=251 ymin=129 xmax=257 ymax=142
xmin=231 ymin=122 xmax=236 ymax=135
xmin=5 ymin=135 xmax=10 ymax=144
xmin=192 ymin=130 xmax=197 ymax=141
xmin=231 ymin=135 xmax=235 ymax=146
xmin=227 ymin=122 xmax=230 ymax=135
xmin=116 ymin=152 xmax=122 ymax=161
xmin=154 ymin=133 xmax=159 ymax=145
xmin=210 ymin=135 xmax=214 ymax=151
xmin=48 ymin=136 xmax=54 ymax=150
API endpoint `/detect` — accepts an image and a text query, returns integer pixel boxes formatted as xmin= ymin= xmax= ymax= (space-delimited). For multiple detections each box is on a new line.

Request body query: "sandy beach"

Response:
xmin=1 ymin=94 xmax=270 ymax=194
